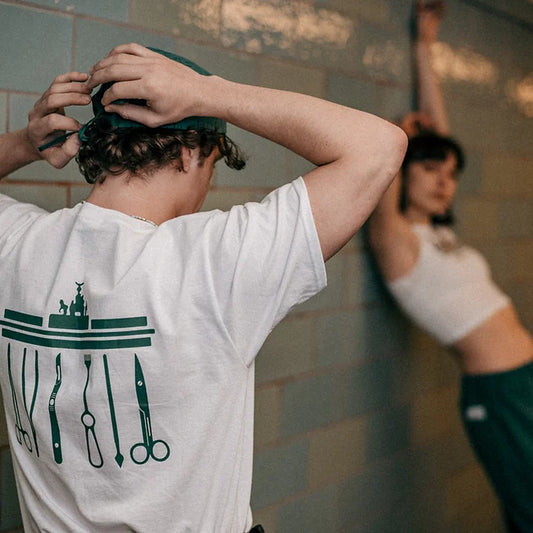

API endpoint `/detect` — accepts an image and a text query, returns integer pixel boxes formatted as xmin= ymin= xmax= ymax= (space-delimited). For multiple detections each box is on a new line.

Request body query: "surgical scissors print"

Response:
xmin=130 ymin=354 xmax=170 ymax=465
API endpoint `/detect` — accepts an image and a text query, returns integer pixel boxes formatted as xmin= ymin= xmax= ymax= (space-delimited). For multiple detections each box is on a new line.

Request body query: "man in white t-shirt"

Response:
xmin=0 ymin=44 xmax=406 ymax=532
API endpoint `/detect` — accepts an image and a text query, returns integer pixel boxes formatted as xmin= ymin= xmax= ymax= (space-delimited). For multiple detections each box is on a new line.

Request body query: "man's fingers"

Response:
xmin=87 ymin=43 xmax=158 ymax=77
xmin=31 ymin=92 xmax=91 ymax=119
xmin=90 ymin=52 xmax=152 ymax=75
xmin=105 ymin=42 xmax=158 ymax=59
xmin=35 ymin=114 xmax=82 ymax=138
xmin=52 ymin=71 xmax=89 ymax=85
xmin=60 ymin=134 xmax=82 ymax=159
xmin=49 ymin=81 xmax=91 ymax=95
xmin=104 ymin=103 xmax=161 ymax=128
xmin=99 ymin=79 xmax=153 ymax=105
xmin=86 ymin=64 xmax=144 ymax=91
xmin=44 ymin=133 xmax=81 ymax=169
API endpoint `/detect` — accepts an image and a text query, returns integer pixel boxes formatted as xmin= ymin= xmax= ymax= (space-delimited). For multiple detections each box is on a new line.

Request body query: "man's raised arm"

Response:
xmin=0 ymin=72 xmax=91 ymax=180
xmin=88 ymin=43 xmax=407 ymax=260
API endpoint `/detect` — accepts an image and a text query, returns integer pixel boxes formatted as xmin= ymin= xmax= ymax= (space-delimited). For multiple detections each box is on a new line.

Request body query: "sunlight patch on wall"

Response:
xmin=363 ymin=41 xmax=405 ymax=77
xmin=431 ymin=42 xmax=499 ymax=86
xmin=221 ymin=0 xmax=353 ymax=53
xmin=175 ymin=0 xmax=221 ymax=36
xmin=507 ymin=73 xmax=533 ymax=117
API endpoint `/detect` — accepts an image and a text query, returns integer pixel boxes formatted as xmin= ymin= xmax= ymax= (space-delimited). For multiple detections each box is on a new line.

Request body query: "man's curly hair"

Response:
xmin=76 ymin=116 xmax=246 ymax=184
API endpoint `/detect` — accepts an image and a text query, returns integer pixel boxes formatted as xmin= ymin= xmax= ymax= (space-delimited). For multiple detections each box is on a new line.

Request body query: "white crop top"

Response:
xmin=386 ymin=224 xmax=510 ymax=345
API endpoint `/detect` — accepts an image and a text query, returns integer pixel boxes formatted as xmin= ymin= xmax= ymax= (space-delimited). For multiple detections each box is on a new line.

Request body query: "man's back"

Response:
xmin=0 ymin=179 xmax=325 ymax=532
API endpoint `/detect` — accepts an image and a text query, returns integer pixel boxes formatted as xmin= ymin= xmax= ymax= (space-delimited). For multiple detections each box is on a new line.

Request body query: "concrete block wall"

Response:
xmin=0 ymin=1 xmax=531 ymax=531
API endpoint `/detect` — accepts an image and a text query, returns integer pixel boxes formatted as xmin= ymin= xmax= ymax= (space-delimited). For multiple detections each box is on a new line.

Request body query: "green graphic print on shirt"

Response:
xmin=1 ymin=282 xmax=167 ymax=469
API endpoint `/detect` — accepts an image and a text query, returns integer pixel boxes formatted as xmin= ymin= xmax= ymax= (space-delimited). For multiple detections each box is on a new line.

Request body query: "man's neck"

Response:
xmin=85 ymin=166 xmax=207 ymax=225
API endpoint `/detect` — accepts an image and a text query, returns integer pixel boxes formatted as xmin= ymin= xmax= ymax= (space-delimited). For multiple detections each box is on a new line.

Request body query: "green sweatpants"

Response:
xmin=460 ymin=361 xmax=533 ymax=533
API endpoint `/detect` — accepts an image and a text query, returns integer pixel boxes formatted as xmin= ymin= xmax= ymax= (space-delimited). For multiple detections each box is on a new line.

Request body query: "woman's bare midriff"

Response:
xmin=452 ymin=304 xmax=533 ymax=375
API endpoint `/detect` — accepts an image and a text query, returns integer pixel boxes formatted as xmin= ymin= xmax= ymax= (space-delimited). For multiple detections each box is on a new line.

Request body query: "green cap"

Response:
xmin=83 ymin=47 xmax=226 ymax=136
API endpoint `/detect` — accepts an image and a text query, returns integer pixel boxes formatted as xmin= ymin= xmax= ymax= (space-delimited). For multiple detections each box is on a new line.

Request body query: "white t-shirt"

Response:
xmin=0 ymin=177 xmax=326 ymax=533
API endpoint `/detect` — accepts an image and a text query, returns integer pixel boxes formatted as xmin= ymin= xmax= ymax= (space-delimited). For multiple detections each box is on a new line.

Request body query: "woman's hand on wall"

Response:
xmin=416 ymin=0 xmax=445 ymax=43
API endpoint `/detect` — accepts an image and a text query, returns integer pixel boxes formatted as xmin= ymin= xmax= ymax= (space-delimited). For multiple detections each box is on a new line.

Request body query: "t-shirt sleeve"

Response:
xmin=0 ymin=194 xmax=47 ymax=246
xmin=208 ymin=177 xmax=327 ymax=366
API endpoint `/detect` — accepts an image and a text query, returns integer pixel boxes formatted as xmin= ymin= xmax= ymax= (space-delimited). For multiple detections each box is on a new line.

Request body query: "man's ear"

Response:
xmin=181 ymin=147 xmax=193 ymax=173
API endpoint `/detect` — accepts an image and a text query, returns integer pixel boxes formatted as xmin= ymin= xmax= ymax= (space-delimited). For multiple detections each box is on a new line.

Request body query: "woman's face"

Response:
xmin=404 ymin=152 xmax=458 ymax=222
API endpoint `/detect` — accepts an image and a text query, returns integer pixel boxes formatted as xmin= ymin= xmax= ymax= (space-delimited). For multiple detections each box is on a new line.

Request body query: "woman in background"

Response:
xmin=368 ymin=2 xmax=533 ymax=531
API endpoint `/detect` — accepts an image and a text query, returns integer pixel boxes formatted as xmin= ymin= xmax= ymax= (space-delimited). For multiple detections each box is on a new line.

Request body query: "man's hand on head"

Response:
xmin=29 ymin=72 xmax=92 ymax=169
xmin=86 ymin=43 xmax=209 ymax=128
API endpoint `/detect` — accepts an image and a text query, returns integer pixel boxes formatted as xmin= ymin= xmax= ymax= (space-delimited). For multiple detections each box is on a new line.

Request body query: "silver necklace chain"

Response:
xmin=81 ymin=202 xmax=158 ymax=227
xmin=128 ymin=214 xmax=158 ymax=227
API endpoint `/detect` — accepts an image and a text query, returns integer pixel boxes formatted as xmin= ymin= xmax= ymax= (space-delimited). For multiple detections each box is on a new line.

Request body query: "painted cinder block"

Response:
xmin=390 ymin=328 xmax=461 ymax=406
xmin=286 ymin=153 xmax=316 ymax=183
xmin=320 ymin=0 xmax=395 ymax=26
xmin=408 ymin=431 xmax=477 ymax=487
xmin=328 ymin=73 xmax=411 ymax=123
xmin=256 ymin=316 xmax=317 ymax=384
xmin=176 ymin=41 xmax=257 ymax=86
xmin=280 ymin=373 xmax=343 ymax=437
xmin=455 ymin=197 xmax=500 ymax=244
xmin=411 ymin=385 xmax=462 ymax=445
xmin=308 ymin=417 xmax=367 ymax=489
xmin=9 ymin=94 xmax=42 ymax=133
xmin=317 ymin=304 xmax=409 ymax=368
xmin=215 ymin=127 xmax=289 ymax=188
xmin=366 ymin=405 xmax=410 ymax=462
xmin=257 ymin=58 xmax=326 ymax=97
xmin=254 ymin=386 xmax=282 ymax=448
xmin=249 ymin=505 xmax=278 ymax=533
xmin=344 ymin=249 xmax=385 ymax=306
xmin=130 ymin=0 xmax=221 ymax=44
xmin=473 ymin=0 xmax=533 ymax=25
xmin=0 ymin=447 xmax=23 ymax=531
xmin=354 ymin=22 xmax=410 ymax=85
xmin=505 ymin=282 xmax=533 ymax=332
xmin=448 ymin=505 xmax=506 ymax=533
xmin=69 ymin=185 xmax=93 ymax=207
xmin=509 ymin=241 xmax=533 ymax=282
xmin=7 ymin=159 xmax=80 ymax=185
xmin=336 ymin=454 xmax=413 ymax=527
xmin=74 ymin=19 xmax=176 ymax=74
xmin=499 ymin=199 xmax=533 ymax=239
xmin=456 ymin=149 xmax=483 ymax=195
xmin=275 ymin=484 xmax=340 ymax=533
xmin=0 ymin=5 xmax=72 ymax=93
xmin=251 ymin=439 xmax=309 ymax=509
xmin=445 ymin=463 xmax=497 ymax=520
xmin=355 ymin=481 xmax=446 ymax=533
xmin=343 ymin=357 xmax=401 ymax=418
xmin=316 ymin=310 xmax=368 ymax=367
xmin=482 ymin=154 xmax=533 ymax=197
xmin=26 ymin=0 xmax=129 ymax=22
xmin=0 ymin=184 xmax=67 ymax=212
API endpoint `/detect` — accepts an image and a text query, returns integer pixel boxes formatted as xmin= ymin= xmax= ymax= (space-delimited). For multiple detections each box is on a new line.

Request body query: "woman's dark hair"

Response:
xmin=401 ymin=132 xmax=465 ymax=225
xmin=76 ymin=116 xmax=246 ymax=184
